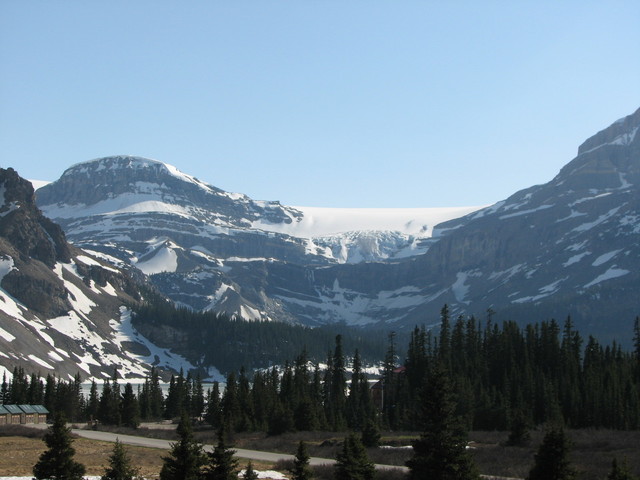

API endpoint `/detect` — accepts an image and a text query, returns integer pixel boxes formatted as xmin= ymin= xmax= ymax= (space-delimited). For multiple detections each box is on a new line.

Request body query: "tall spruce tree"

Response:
xmin=33 ymin=413 xmax=86 ymax=480
xmin=242 ymin=461 xmax=259 ymax=480
xmin=608 ymin=457 xmax=638 ymax=480
xmin=406 ymin=363 xmax=479 ymax=480
xmin=203 ymin=429 xmax=239 ymax=480
xmin=527 ymin=427 xmax=576 ymax=480
xmin=159 ymin=414 xmax=206 ymax=480
xmin=101 ymin=439 xmax=139 ymax=480
xmin=334 ymin=434 xmax=375 ymax=480
xmin=289 ymin=441 xmax=313 ymax=480
xmin=121 ymin=383 xmax=140 ymax=428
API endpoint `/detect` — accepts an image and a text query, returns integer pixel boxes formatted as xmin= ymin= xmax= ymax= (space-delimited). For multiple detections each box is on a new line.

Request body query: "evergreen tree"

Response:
xmin=242 ymin=461 xmax=259 ymax=480
xmin=334 ymin=434 xmax=375 ymax=480
xmin=406 ymin=364 xmax=479 ymax=480
xmin=159 ymin=414 xmax=206 ymax=480
xmin=361 ymin=419 xmax=381 ymax=448
xmin=86 ymin=380 xmax=100 ymax=422
xmin=330 ymin=335 xmax=347 ymax=430
xmin=527 ymin=427 xmax=576 ymax=480
xmin=289 ymin=441 xmax=313 ymax=480
xmin=121 ymin=383 xmax=140 ymax=429
xmin=205 ymin=382 xmax=222 ymax=429
xmin=0 ymin=372 xmax=8 ymax=404
xmin=507 ymin=409 xmax=531 ymax=446
xmin=33 ymin=413 xmax=86 ymax=480
xmin=101 ymin=439 xmax=139 ymax=480
xmin=203 ymin=430 xmax=239 ymax=480
xmin=608 ymin=457 xmax=638 ymax=480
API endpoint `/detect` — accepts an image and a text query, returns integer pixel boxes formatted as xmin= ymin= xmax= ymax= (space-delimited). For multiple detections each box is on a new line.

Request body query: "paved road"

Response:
xmin=69 ymin=428 xmax=405 ymax=472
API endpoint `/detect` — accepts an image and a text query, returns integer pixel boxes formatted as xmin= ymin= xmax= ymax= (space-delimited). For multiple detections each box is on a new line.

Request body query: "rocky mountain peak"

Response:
xmin=0 ymin=167 xmax=70 ymax=267
xmin=555 ymin=107 xmax=640 ymax=192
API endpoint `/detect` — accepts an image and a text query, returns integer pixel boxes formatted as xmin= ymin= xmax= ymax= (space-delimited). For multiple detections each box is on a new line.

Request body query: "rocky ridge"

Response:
xmin=32 ymin=106 xmax=640 ymax=343
xmin=0 ymin=167 xmax=213 ymax=381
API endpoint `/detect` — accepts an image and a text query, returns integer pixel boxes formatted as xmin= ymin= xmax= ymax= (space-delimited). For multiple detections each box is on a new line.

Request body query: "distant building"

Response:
xmin=370 ymin=366 xmax=406 ymax=411
xmin=0 ymin=405 xmax=49 ymax=425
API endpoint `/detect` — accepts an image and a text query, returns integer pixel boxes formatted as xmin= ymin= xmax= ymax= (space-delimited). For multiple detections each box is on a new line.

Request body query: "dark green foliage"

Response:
xmin=160 ymin=414 xmax=206 ymax=480
xmin=121 ymin=383 xmax=140 ymax=428
xmin=406 ymin=364 xmax=479 ymax=480
xmin=290 ymin=441 xmax=313 ymax=480
xmin=131 ymin=301 xmax=386 ymax=373
xmin=334 ymin=434 xmax=375 ymax=480
xmin=203 ymin=430 xmax=239 ymax=480
xmin=33 ymin=412 xmax=86 ymax=480
xmin=242 ymin=461 xmax=259 ymax=480
xmin=527 ymin=427 xmax=576 ymax=480
xmin=101 ymin=439 xmax=139 ymax=480
xmin=507 ymin=409 xmax=531 ymax=446
xmin=608 ymin=457 xmax=638 ymax=480
xmin=360 ymin=419 xmax=381 ymax=448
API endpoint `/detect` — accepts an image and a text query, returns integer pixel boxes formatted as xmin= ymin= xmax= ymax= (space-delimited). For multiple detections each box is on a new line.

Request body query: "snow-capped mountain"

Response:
xmin=33 ymin=106 xmax=640 ymax=342
xmin=36 ymin=156 xmax=478 ymax=321
xmin=0 ymin=167 xmax=217 ymax=381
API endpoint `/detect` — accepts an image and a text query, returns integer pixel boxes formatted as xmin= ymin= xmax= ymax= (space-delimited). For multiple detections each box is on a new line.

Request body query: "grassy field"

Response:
xmin=2 ymin=424 xmax=640 ymax=479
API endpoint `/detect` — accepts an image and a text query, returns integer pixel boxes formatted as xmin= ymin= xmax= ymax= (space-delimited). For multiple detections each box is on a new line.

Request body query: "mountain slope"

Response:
xmin=33 ymin=107 xmax=640 ymax=342
xmin=0 ymin=167 xmax=209 ymax=381
xmin=36 ymin=156 xmax=477 ymax=321
xmin=411 ymin=106 xmax=640 ymax=339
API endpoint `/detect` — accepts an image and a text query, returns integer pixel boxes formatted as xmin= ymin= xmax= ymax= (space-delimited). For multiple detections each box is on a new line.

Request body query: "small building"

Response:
xmin=0 ymin=405 xmax=49 ymax=425
xmin=0 ymin=405 xmax=9 ymax=425
xmin=18 ymin=405 xmax=37 ymax=424
xmin=32 ymin=405 xmax=49 ymax=424
xmin=3 ymin=405 xmax=24 ymax=424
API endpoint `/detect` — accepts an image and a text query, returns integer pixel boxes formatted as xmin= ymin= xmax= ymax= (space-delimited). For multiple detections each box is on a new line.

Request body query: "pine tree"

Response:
xmin=121 ymin=383 xmax=140 ymax=428
xmin=289 ymin=441 xmax=313 ymax=480
xmin=86 ymin=380 xmax=100 ymax=422
xmin=0 ymin=372 xmax=8 ymax=404
xmin=334 ymin=434 xmax=375 ymax=480
xmin=101 ymin=439 xmax=139 ymax=480
xmin=361 ymin=419 xmax=381 ymax=448
xmin=507 ymin=409 xmax=531 ymax=446
xmin=527 ymin=427 xmax=576 ymax=480
xmin=159 ymin=414 xmax=206 ymax=480
xmin=203 ymin=430 xmax=239 ymax=480
xmin=406 ymin=364 xmax=479 ymax=480
xmin=33 ymin=413 xmax=86 ymax=480
xmin=205 ymin=382 xmax=222 ymax=429
xmin=608 ymin=457 xmax=638 ymax=480
xmin=242 ymin=461 xmax=259 ymax=480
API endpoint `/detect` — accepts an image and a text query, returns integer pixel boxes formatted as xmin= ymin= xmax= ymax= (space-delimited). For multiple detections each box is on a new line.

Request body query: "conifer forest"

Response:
xmin=3 ymin=306 xmax=640 ymax=435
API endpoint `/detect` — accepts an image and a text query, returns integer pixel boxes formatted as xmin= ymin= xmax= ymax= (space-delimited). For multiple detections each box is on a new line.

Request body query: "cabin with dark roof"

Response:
xmin=3 ymin=404 xmax=23 ymax=424
xmin=0 ymin=405 xmax=9 ymax=425
xmin=0 ymin=405 xmax=49 ymax=425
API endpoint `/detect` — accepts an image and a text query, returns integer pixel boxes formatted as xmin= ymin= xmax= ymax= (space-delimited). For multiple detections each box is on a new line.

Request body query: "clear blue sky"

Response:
xmin=1 ymin=1 xmax=638 ymax=208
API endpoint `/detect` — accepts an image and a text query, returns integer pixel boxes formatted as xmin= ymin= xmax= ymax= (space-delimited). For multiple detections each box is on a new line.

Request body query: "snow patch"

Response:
xmin=572 ymin=207 xmax=621 ymax=233
xmin=0 ymin=326 xmax=15 ymax=342
xmin=499 ymin=204 xmax=553 ymax=220
xmin=563 ymin=252 xmax=590 ymax=267
xmin=592 ymin=250 xmax=622 ymax=267
xmin=253 ymin=206 xmax=482 ymax=238
xmin=136 ymin=246 xmax=178 ymax=275
xmin=584 ymin=267 xmax=630 ymax=288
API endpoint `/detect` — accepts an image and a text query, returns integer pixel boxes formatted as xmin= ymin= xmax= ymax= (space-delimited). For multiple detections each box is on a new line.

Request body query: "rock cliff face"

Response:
xmin=0 ymin=167 xmax=211 ymax=381
xmin=32 ymin=107 xmax=640 ymax=343
xmin=413 ymin=106 xmax=640 ymax=340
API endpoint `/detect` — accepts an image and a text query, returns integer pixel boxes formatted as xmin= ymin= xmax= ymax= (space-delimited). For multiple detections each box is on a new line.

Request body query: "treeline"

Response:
xmin=131 ymin=299 xmax=388 ymax=373
xmin=380 ymin=307 xmax=640 ymax=431
xmin=4 ymin=307 xmax=640 ymax=434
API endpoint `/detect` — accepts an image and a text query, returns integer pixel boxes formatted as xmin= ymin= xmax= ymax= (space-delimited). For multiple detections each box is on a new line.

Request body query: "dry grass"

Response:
xmin=0 ymin=435 xmax=165 ymax=478
xmin=3 ymin=425 xmax=640 ymax=479
xmin=0 ymin=427 xmax=281 ymax=479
